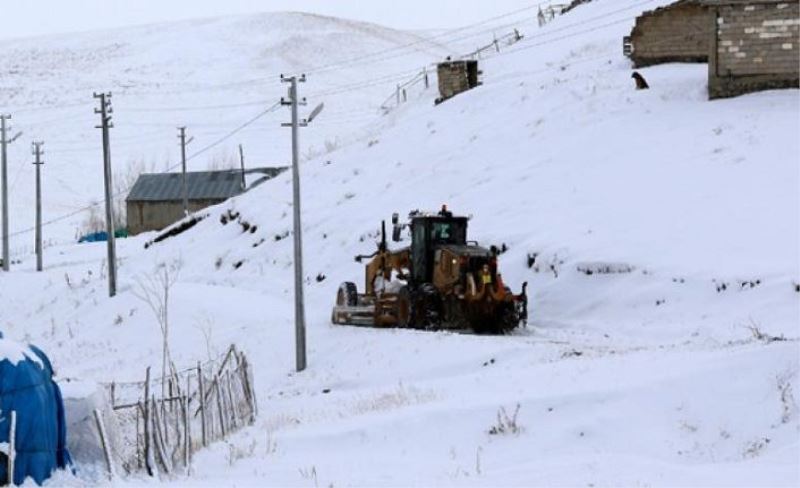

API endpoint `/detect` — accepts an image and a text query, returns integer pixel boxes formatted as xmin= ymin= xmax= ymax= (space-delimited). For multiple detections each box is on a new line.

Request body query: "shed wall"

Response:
xmin=709 ymin=1 xmax=800 ymax=98
xmin=127 ymin=199 xmax=222 ymax=236
xmin=630 ymin=2 xmax=713 ymax=67
xmin=437 ymin=61 xmax=479 ymax=101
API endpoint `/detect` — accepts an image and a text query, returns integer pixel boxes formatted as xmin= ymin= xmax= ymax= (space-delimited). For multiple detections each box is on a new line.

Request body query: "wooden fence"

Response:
xmin=101 ymin=345 xmax=257 ymax=478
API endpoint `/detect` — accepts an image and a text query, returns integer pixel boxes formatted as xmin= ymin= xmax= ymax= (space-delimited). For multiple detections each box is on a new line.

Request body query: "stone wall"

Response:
xmin=127 ymin=199 xmax=222 ymax=235
xmin=436 ymin=60 xmax=480 ymax=103
xmin=629 ymin=1 xmax=713 ymax=67
xmin=709 ymin=0 xmax=800 ymax=98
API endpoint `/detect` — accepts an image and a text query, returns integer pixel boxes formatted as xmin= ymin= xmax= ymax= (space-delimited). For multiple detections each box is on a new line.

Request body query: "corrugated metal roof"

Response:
xmin=126 ymin=167 xmax=286 ymax=202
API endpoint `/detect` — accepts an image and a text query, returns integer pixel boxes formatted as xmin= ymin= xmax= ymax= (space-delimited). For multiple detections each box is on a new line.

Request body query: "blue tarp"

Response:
xmin=78 ymin=229 xmax=128 ymax=243
xmin=78 ymin=231 xmax=108 ymax=243
xmin=0 ymin=337 xmax=71 ymax=485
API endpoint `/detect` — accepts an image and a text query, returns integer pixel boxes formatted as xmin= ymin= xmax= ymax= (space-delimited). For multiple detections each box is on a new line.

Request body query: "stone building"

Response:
xmin=125 ymin=167 xmax=285 ymax=235
xmin=707 ymin=0 xmax=800 ymax=98
xmin=436 ymin=60 xmax=481 ymax=104
xmin=627 ymin=0 xmax=713 ymax=68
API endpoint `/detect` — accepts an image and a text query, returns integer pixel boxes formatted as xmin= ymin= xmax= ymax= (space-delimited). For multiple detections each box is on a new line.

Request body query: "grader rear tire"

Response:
xmin=337 ymin=282 xmax=358 ymax=306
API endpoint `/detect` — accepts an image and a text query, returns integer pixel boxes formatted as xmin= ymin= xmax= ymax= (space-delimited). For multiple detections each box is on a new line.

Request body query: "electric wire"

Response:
xmin=8 ymin=102 xmax=281 ymax=237
xmin=5 ymin=1 xmax=660 ymax=238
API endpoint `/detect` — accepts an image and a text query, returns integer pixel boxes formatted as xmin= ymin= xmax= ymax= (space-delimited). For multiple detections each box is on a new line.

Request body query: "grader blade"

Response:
xmin=331 ymin=304 xmax=376 ymax=326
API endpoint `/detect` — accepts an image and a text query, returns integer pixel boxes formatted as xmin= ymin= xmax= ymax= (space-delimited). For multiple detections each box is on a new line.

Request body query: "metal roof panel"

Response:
xmin=126 ymin=167 xmax=286 ymax=202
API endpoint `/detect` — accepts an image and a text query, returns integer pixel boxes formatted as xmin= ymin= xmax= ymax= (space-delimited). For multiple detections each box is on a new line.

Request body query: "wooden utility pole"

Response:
xmin=1 ymin=115 xmax=21 ymax=272
xmin=94 ymin=92 xmax=117 ymax=297
xmin=32 ymin=141 xmax=44 ymax=272
xmin=178 ymin=127 xmax=193 ymax=216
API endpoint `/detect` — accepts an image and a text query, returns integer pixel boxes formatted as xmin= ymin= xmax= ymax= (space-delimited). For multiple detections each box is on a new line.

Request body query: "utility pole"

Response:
xmin=32 ymin=141 xmax=44 ymax=272
xmin=282 ymin=74 xmax=308 ymax=373
xmin=280 ymin=75 xmax=324 ymax=373
xmin=178 ymin=127 xmax=193 ymax=216
xmin=238 ymin=144 xmax=246 ymax=191
xmin=94 ymin=92 xmax=117 ymax=297
xmin=1 ymin=115 xmax=22 ymax=272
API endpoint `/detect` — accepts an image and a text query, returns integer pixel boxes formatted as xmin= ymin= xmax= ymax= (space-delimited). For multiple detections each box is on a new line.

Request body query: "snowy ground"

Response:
xmin=1 ymin=0 xmax=799 ymax=486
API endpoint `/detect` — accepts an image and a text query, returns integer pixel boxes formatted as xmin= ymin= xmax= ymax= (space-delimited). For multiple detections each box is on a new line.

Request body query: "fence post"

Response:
xmin=182 ymin=395 xmax=190 ymax=472
xmin=151 ymin=397 xmax=172 ymax=474
xmin=8 ymin=410 xmax=16 ymax=486
xmin=226 ymin=371 xmax=238 ymax=430
xmin=135 ymin=405 xmax=142 ymax=470
xmin=247 ymin=354 xmax=258 ymax=419
xmin=160 ymin=396 xmax=169 ymax=450
xmin=423 ymin=67 xmax=430 ymax=89
xmin=143 ymin=367 xmax=155 ymax=477
xmin=214 ymin=376 xmax=226 ymax=439
xmin=402 ymin=88 xmax=407 ymax=103
xmin=197 ymin=362 xmax=207 ymax=447
xmin=93 ymin=409 xmax=116 ymax=480
xmin=240 ymin=353 xmax=256 ymax=423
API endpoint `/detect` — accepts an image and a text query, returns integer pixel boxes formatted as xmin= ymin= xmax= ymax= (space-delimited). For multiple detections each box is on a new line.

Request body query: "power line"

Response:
xmin=5 ymin=1 xmax=660 ymax=239
xmin=0 ymin=3 xmax=540 ymax=122
xmin=8 ymin=102 xmax=281 ymax=238
xmin=228 ymin=2 xmax=658 ymax=103
xmin=7 ymin=101 xmax=90 ymax=114
xmin=317 ymin=1 xmax=656 ymax=102
xmin=108 ymin=3 xmax=550 ymax=97
xmin=120 ymin=99 xmax=274 ymax=113
xmin=15 ymin=9 xmax=645 ymax=160
xmin=484 ymin=3 xmax=655 ymax=62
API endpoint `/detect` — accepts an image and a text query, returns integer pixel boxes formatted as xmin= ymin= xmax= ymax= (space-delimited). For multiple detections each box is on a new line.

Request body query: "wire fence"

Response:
xmin=100 ymin=344 xmax=257 ymax=477
xmin=379 ymin=28 xmax=526 ymax=113
xmin=2 ymin=0 xmax=654 ymax=252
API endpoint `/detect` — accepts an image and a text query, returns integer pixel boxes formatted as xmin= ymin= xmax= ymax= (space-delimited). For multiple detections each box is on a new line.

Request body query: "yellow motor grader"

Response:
xmin=331 ymin=206 xmax=528 ymax=334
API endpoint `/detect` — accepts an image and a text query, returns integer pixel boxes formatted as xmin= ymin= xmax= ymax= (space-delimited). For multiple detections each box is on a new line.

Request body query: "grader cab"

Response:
xmin=331 ymin=207 xmax=527 ymax=334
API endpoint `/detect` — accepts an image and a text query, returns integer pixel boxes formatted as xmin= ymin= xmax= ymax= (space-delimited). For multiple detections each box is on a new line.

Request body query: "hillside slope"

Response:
xmin=1 ymin=1 xmax=798 ymax=486
xmin=0 ymin=11 xmax=450 ymax=250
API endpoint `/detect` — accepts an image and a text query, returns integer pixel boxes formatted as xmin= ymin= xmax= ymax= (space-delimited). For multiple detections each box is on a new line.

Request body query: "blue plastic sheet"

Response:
xmin=0 ymin=338 xmax=71 ymax=485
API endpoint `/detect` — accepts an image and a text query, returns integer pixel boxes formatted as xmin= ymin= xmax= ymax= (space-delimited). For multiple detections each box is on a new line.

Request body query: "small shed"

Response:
xmin=706 ymin=0 xmax=800 ymax=98
xmin=126 ymin=167 xmax=285 ymax=235
xmin=626 ymin=0 xmax=713 ymax=67
xmin=436 ymin=60 xmax=482 ymax=104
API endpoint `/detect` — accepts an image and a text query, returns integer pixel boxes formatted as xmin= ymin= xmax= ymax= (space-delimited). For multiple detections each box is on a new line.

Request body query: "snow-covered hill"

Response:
xmin=0 ymin=11 xmax=455 ymax=250
xmin=1 ymin=1 xmax=799 ymax=486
